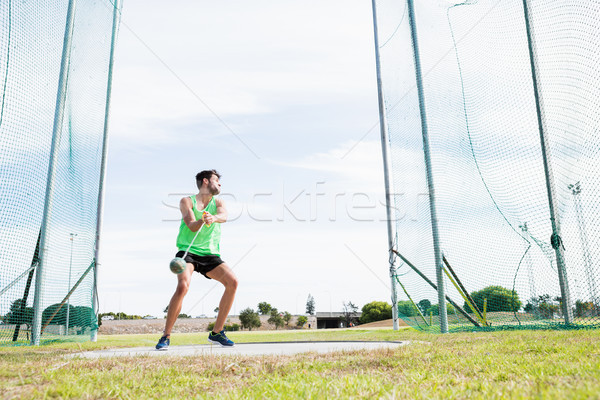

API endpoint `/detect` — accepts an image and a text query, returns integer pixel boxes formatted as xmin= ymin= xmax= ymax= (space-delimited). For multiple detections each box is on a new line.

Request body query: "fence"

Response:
xmin=0 ymin=0 xmax=121 ymax=345
xmin=373 ymin=0 xmax=600 ymax=332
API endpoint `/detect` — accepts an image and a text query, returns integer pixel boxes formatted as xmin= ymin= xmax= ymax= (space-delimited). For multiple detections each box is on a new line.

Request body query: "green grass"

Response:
xmin=1 ymin=328 xmax=599 ymax=399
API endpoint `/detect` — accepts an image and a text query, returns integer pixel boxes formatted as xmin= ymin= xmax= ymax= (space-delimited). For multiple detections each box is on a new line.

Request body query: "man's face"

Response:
xmin=206 ymin=175 xmax=221 ymax=195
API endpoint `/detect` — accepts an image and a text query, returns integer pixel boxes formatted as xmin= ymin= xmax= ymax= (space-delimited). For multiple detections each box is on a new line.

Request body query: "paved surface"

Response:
xmin=72 ymin=341 xmax=407 ymax=359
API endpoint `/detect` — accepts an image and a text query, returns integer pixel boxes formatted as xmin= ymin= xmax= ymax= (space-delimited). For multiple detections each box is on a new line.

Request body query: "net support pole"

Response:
xmin=522 ymin=0 xmax=573 ymax=324
xmin=406 ymin=0 xmax=447 ymax=333
xmin=91 ymin=0 xmax=121 ymax=342
xmin=31 ymin=0 xmax=77 ymax=346
xmin=371 ymin=0 xmax=399 ymax=331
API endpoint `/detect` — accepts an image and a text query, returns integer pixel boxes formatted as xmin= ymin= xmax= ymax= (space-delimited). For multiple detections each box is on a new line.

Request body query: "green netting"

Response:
xmin=373 ymin=0 xmax=600 ymax=332
xmin=0 ymin=0 xmax=120 ymax=345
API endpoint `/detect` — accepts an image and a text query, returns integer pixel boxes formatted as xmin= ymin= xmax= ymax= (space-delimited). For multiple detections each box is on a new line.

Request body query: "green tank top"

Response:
xmin=176 ymin=196 xmax=221 ymax=256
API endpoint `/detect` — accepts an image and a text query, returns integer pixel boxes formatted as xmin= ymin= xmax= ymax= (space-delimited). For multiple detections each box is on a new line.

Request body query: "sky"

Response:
xmin=98 ymin=0 xmax=600 ymax=318
xmin=98 ymin=0 xmax=394 ymax=317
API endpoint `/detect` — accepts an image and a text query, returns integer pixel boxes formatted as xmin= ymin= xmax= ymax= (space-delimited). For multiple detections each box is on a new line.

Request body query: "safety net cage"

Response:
xmin=0 ymin=0 xmax=121 ymax=345
xmin=373 ymin=0 xmax=600 ymax=332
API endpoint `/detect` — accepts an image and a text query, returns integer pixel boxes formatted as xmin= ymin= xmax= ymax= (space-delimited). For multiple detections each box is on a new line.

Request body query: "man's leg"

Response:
xmin=163 ymin=263 xmax=194 ymax=336
xmin=206 ymin=263 xmax=238 ymax=332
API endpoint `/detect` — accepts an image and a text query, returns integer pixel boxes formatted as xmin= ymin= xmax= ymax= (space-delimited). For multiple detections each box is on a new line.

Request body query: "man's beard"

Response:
xmin=209 ymin=184 xmax=220 ymax=195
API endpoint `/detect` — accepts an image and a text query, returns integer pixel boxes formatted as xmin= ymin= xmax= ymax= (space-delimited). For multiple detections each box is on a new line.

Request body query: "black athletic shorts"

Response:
xmin=175 ymin=251 xmax=224 ymax=279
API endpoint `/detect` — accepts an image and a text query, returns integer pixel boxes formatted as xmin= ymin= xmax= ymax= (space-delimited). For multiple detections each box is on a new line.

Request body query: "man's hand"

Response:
xmin=203 ymin=211 xmax=215 ymax=226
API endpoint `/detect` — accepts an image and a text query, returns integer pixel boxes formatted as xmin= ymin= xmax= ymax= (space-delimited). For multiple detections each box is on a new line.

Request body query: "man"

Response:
xmin=156 ymin=169 xmax=238 ymax=350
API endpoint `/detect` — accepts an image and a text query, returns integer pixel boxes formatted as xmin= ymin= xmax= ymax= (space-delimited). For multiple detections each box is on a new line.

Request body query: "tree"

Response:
xmin=42 ymin=303 xmax=74 ymax=327
xmin=257 ymin=302 xmax=272 ymax=315
xmin=178 ymin=313 xmax=191 ymax=319
xmin=296 ymin=315 xmax=308 ymax=328
xmin=575 ymin=300 xmax=596 ymax=317
xmin=427 ymin=302 xmax=455 ymax=316
xmin=71 ymin=306 xmax=95 ymax=328
xmin=468 ymin=285 xmax=522 ymax=313
xmin=306 ymin=294 xmax=315 ymax=315
xmin=239 ymin=308 xmax=261 ymax=331
xmin=6 ymin=299 xmax=34 ymax=327
xmin=397 ymin=301 xmax=419 ymax=317
xmin=268 ymin=308 xmax=284 ymax=330
xmin=359 ymin=301 xmax=392 ymax=324
xmin=417 ymin=299 xmax=431 ymax=314
xmin=100 ymin=311 xmax=142 ymax=320
xmin=208 ymin=322 xmax=239 ymax=332
xmin=283 ymin=311 xmax=292 ymax=326
xmin=525 ymin=294 xmax=559 ymax=318
xmin=341 ymin=301 xmax=359 ymax=326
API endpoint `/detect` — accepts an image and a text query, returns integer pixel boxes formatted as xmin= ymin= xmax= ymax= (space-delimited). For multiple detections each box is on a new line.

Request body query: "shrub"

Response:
xmin=524 ymin=294 xmax=559 ymax=318
xmin=207 ymin=322 xmax=240 ymax=332
xmin=71 ymin=306 xmax=95 ymax=327
xmin=397 ymin=301 xmax=419 ymax=317
xmin=268 ymin=309 xmax=284 ymax=330
xmin=575 ymin=300 xmax=596 ymax=317
xmin=41 ymin=303 xmax=73 ymax=327
xmin=467 ymin=285 xmax=522 ymax=313
xmin=426 ymin=302 xmax=455 ymax=316
xmin=283 ymin=311 xmax=292 ymax=326
xmin=239 ymin=307 xmax=261 ymax=331
xmin=296 ymin=315 xmax=308 ymax=328
xmin=360 ymin=301 xmax=392 ymax=324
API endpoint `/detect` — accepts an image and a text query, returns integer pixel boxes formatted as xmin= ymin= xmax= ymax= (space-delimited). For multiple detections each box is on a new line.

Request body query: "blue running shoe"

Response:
xmin=155 ymin=335 xmax=170 ymax=351
xmin=208 ymin=330 xmax=234 ymax=347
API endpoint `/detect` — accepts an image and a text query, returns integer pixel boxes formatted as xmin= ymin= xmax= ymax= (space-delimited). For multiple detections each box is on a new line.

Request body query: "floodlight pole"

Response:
xmin=31 ymin=0 xmax=77 ymax=346
xmin=519 ymin=223 xmax=538 ymax=301
xmin=371 ymin=0 xmax=399 ymax=331
xmin=66 ymin=233 xmax=77 ymax=335
xmin=91 ymin=0 xmax=122 ymax=342
xmin=522 ymin=0 xmax=573 ymax=323
xmin=569 ymin=182 xmax=598 ymax=310
xmin=406 ymin=0 xmax=447 ymax=332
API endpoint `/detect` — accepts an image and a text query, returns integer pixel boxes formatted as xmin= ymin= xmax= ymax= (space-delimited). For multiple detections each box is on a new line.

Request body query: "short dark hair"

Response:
xmin=196 ymin=169 xmax=221 ymax=189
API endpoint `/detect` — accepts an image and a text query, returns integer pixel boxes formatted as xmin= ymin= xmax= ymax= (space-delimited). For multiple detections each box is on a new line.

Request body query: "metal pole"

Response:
xmin=406 ymin=0 xmax=447 ymax=332
xmin=91 ymin=0 xmax=121 ymax=342
xmin=520 ymin=223 xmax=538 ymax=302
xmin=371 ymin=0 xmax=399 ymax=331
xmin=569 ymin=182 xmax=598 ymax=310
xmin=31 ymin=0 xmax=78 ymax=346
xmin=66 ymin=233 xmax=76 ymax=335
xmin=521 ymin=0 xmax=573 ymax=323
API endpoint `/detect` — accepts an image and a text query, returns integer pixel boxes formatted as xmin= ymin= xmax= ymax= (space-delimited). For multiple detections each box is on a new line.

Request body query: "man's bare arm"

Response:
xmin=180 ymin=197 xmax=204 ymax=232
xmin=203 ymin=197 xmax=228 ymax=225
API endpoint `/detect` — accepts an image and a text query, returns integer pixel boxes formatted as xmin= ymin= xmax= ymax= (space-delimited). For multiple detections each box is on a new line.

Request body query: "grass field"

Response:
xmin=1 ymin=327 xmax=599 ymax=399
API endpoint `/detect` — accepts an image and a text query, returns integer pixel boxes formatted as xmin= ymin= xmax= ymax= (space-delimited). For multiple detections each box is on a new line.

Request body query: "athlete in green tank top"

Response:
xmin=176 ymin=195 xmax=221 ymax=256
xmin=156 ymin=170 xmax=239 ymax=350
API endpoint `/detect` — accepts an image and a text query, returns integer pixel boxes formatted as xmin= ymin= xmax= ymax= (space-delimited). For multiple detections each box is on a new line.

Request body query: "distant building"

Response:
xmin=315 ymin=312 xmax=362 ymax=329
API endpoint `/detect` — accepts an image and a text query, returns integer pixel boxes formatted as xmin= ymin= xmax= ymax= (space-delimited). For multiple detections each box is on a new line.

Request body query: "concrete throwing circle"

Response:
xmin=72 ymin=341 xmax=408 ymax=359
